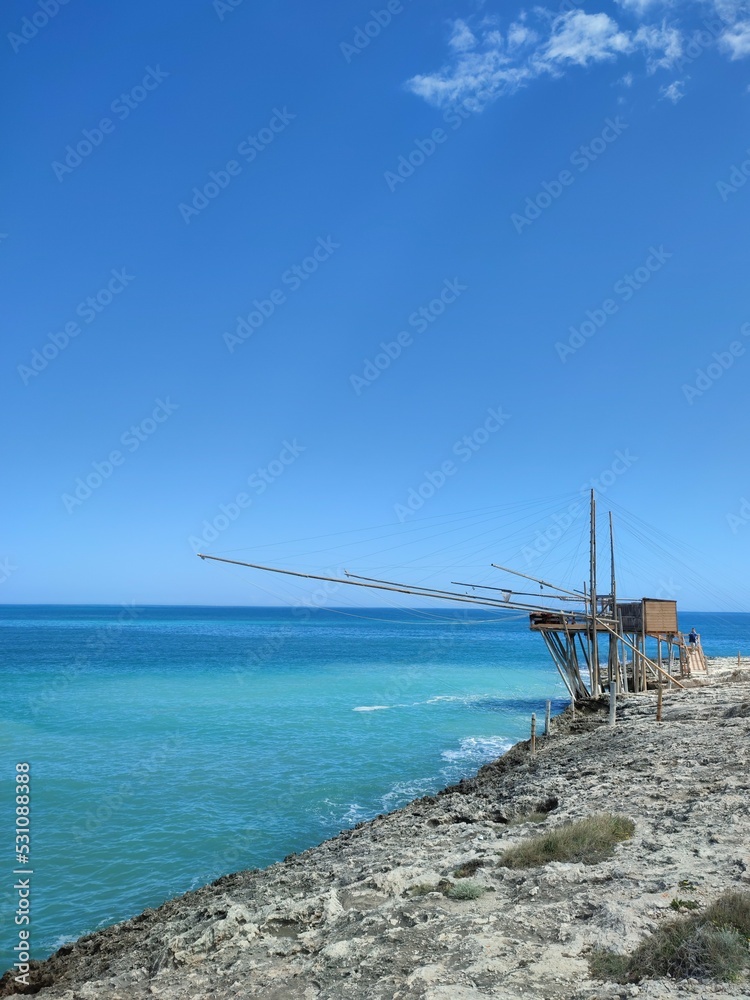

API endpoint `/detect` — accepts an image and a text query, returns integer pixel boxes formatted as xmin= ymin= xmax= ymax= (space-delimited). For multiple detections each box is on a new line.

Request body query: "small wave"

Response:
xmin=318 ymin=798 xmax=371 ymax=829
xmin=46 ymin=933 xmax=79 ymax=952
xmin=441 ymin=735 xmax=514 ymax=764
xmin=337 ymin=802 xmax=371 ymax=826
xmin=352 ymin=705 xmax=390 ymax=712
xmin=425 ymin=694 xmax=479 ymax=704
xmin=381 ymin=777 xmax=438 ymax=811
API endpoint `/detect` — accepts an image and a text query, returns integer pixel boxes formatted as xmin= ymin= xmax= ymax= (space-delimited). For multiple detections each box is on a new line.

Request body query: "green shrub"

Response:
xmin=498 ymin=813 xmax=634 ymax=869
xmin=444 ymin=880 xmax=486 ymax=901
xmin=591 ymin=890 xmax=750 ymax=983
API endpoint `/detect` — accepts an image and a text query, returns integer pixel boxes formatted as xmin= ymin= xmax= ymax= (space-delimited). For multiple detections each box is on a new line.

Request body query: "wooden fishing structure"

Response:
xmin=198 ymin=490 xmax=705 ymax=701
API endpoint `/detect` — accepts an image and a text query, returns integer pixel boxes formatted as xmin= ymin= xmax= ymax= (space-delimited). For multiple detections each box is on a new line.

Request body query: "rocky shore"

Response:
xmin=3 ymin=660 xmax=750 ymax=1000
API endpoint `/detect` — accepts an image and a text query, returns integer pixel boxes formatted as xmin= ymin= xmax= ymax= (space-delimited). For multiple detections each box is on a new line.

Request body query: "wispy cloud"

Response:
xmin=720 ymin=19 xmax=750 ymax=57
xmin=406 ymin=2 xmax=750 ymax=110
xmin=615 ymin=0 xmax=670 ymax=13
xmin=660 ymin=78 xmax=687 ymax=102
xmin=634 ymin=23 xmax=683 ymax=71
xmin=542 ymin=11 xmax=632 ymax=66
xmin=449 ymin=19 xmax=477 ymax=52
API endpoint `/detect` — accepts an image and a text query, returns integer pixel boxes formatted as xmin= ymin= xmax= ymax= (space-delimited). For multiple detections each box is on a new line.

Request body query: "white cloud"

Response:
xmin=405 ymin=2 xmax=750 ymax=111
xmin=449 ymin=19 xmax=477 ymax=52
xmin=711 ymin=1 xmax=750 ymax=24
xmin=542 ymin=11 xmax=632 ymax=66
xmin=407 ymin=50 xmax=533 ymax=110
xmin=720 ymin=20 xmax=750 ymax=57
xmin=616 ymin=0 xmax=665 ymax=12
xmin=634 ymin=23 xmax=683 ymax=69
xmin=508 ymin=20 xmax=537 ymax=50
xmin=660 ymin=78 xmax=686 ymax=101
xmin=406 ymin=8 xmax=685 ymax=109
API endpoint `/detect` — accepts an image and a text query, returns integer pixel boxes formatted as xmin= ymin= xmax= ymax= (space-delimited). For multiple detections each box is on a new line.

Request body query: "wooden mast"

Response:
xmin=589 ymin=490 xmax=600 ymax=694
xmin=608 ymin=510 xmax=618 ymax=689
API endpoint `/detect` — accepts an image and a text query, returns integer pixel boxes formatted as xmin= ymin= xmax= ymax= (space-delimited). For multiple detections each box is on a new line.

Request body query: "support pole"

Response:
xmin=656 ymin=678 xmax=663 ymax=723
xmin=657 ymin=637 xmax=663 ymax=688
xmin=541 ymin=632 xmax=576 ymax=699
xmin=609 ymin=680 xmax=616 ymax=727
xmin=544 ymin=700 xmax=551 ymax=737
xmin=594 ymin=619 xmax=687 ymax=690
xmin=618 ymin=610 xmax=627 ymax=692
xmin=530 ymin=713 xmax=537 ymax=755
xmin=589 ymin=490 xmax=600 ymax=695
xmin=608 ymin=511 xmax=618 ymax=689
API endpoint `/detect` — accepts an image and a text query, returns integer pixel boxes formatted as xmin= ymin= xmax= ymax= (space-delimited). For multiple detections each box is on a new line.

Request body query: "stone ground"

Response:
xmin=3 ymin=660 xmax=749 ymax=1000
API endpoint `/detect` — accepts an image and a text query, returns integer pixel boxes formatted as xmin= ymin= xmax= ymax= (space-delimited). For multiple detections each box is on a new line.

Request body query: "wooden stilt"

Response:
xmin=656 ymin=678 xmax=663 ymax=723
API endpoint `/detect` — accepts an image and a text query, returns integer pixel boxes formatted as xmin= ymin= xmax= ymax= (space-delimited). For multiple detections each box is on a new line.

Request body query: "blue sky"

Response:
xmin=3 ymin=0 xmax=750 ymax=610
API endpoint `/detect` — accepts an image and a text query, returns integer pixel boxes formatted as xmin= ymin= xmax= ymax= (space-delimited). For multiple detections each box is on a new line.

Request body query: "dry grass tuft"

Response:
xmin=453 ymin=859 xmax=483 ymax=878
xmin=591 ymin=890 xmax=750 ymax=983
xmin=498 ymin=813 xmax=634 ymax=869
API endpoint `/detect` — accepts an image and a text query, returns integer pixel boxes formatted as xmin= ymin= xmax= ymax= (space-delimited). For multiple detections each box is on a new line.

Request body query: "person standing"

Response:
xmin=688 ymin=627 xmax=698 ymax=646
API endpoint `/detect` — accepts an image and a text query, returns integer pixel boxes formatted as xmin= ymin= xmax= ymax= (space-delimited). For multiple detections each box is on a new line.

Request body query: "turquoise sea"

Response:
xmin=1 ymin=606 xmax=747 ymax=971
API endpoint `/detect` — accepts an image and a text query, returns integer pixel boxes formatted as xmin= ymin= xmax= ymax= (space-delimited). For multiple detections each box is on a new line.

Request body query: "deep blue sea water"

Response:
xmin=0 ymin=606 xmax=747 ymax=970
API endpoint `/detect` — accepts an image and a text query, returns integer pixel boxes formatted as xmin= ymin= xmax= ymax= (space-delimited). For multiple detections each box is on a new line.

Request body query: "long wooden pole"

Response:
xmin=548 ymin=630 xmax=586 ymax=698
xmin=589 ymin=489 xmax=600 ymax=694
xmin=345 ymin=571 xmax=564 ymax=613
xmin=541 ymin=633 xmax=576 ymax=698
xmin=197 ymin=554 xmax=586 ymax=617
xmin=490 ymin=564 xmax=585 ymax=598
xmin=608 ymin=511 xmax=618 ymax=689
xmin=197 ymin=554 xmax=525 ymax=610
xmin=452 ymin=582 xmax=583 ymax=602
xmin=561 ymin=615 xmax=589 ymax=698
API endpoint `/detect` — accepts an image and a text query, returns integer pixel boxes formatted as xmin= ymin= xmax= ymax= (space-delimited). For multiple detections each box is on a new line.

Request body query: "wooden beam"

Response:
xmin=490 ymin=563 xmax=585 ymax=598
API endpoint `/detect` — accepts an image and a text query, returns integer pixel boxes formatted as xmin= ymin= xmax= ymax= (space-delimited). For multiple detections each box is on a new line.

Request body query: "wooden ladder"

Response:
xmin=684 ymin=644 xmax=707 ymax=675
